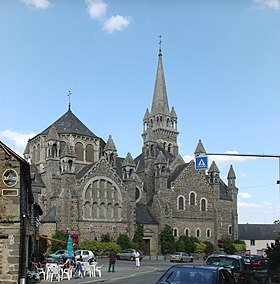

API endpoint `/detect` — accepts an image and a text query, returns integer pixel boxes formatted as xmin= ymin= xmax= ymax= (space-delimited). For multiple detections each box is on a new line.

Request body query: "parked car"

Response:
xmin=48 ymin=250 xmax=68 ymax=260
xmin=116 ymin=248 xmax=143 ymax=261
xmin=206 ymin=253 xmax=269 ymax=283
xmin=155 ymin=264 xmax=235 ymax=284
xmin=74 ymin=250 xmax=95 ymax=262
xmin=245 ymin=254 xmax=268 ymax=270
xmin=169 ymin=251 xmax=194 ymax=263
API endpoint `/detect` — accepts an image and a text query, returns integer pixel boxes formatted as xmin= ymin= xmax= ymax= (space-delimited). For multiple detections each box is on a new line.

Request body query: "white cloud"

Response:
xmin=103 ymin=15 xmax=132 ymax=34
xmin=85 ymin=0 xmax=107 ymax=20
xmin=183 ymin=154 xmax=193 ymax=163
xmin=239 ymin=192 xmax=252 ymax=199
xmin=254 ymin=0 xmax=280 ymax=9
xmin=20 ymin=0 xmax=52 ymax=9
xmin=238 ymin=202 xmax=263 ymax=208
xmin=0 ymin=129 xmax=36 ymax=156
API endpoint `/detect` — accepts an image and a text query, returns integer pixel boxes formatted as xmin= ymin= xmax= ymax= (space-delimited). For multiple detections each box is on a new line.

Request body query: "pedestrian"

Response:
xmin=108 ymin=249 xmax=117 ymax=273
xmin=135 ymin=251 xmax=141 ymax=270
xmin=74 ymin=255 xmax=85 ymax=279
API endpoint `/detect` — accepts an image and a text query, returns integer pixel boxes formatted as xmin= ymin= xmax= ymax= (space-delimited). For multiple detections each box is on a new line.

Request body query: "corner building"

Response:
xmin=24 ymin=48 xmax=238 ymax=255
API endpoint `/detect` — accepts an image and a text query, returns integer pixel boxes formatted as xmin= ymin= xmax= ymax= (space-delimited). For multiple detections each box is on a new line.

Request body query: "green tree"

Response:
xmin=100 ymin=233 xmax=111 ymax=242
xmin=50 ymin=230 xmax=68 ymax=253
xmin=160 ymin=224 xmax=175 ymax=255
xmin=117 ymin=234 xmax=131 ymax=250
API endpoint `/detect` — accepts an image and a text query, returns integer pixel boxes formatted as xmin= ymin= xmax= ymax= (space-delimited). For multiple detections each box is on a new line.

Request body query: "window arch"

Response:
xmin=201 ymin=198 xmax=207 ymax=211
xmin=75 ymin=142 xmax=84 ymax=161
xmin=82 ymin=177 xmax=122 ymax=221
xmin=173 ymin=228 xmax=178 ymax=237
xmin=177 ymin=195 xmax=185 ymax=210
xmin=196 ymin=228 xmax=200 ymax=238
xmin=228 ymin=225 xmax=232 ymax=235
xmin=86 ymin=144 xmax=94 ymax=162
xmin=185 ymin=228 xmax=189 ymax=236
xmin=190 ymin=192 xmax=196 ymax=205
xmin=206 ymin=229 xmax=211 ymax=238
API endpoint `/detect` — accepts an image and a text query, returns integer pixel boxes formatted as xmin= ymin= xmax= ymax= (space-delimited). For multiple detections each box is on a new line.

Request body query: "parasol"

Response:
xmin=67 ymin=235 xmax=74 ymax=258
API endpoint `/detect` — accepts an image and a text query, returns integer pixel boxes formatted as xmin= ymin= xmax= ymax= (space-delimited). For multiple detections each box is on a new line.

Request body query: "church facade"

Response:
xmin=24 ymin=48 xmax=238 ymax=255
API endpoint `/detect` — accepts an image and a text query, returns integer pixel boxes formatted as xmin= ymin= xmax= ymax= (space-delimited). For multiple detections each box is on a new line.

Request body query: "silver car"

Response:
xmin=116 ymin=249 xmax=143 ymax=261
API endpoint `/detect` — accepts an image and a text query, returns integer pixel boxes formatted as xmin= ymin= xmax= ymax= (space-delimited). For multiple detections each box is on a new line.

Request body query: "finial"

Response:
xmin=159 ymin=34 xmax=162 ymax=56
xmin=68 ymin=91 xmax=71 ymax=110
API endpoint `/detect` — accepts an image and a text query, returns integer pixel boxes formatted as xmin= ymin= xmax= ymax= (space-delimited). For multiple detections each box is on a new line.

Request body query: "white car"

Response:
xmin=75 ymin=250 xmax=95 ymax=262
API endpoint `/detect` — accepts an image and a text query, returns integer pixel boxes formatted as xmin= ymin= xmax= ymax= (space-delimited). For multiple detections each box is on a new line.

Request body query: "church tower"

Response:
xmin=142 ymin=46 xmax=179 ymax=156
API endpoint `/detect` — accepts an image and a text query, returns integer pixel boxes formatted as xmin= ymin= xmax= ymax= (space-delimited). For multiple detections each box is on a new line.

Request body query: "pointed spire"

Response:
xmin=104 ymin=135 xmax=117 ymax=152
xmin=208 ymin=161 xmax=220 ymax=173
xmin=170 ymin=106 xmax=177 ymax=118
xmin=151 ymin=42 xmax=169 ymax=116
xmin=227 ymin=165 xmax=236 ymax=180
xmin=194 ymin=139 xmax=206 ymax=156
xmin=122 ymin=152 xmax=136 ymax=167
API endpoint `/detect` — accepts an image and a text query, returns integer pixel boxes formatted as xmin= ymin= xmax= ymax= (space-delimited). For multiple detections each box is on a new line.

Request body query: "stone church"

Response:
xmin=23 ymin=48 xmax=238 ymax=255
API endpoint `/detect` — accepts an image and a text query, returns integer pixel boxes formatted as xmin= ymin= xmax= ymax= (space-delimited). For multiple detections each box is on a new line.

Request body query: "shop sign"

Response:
xmin=2 ymin=169 xmax=18 ymax=187
xmin=2 ymin=188 xmax=18 ymax=196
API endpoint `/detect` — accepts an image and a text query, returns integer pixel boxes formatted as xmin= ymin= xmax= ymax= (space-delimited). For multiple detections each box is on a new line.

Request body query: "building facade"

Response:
xmin=0 ymin=141 xmax=42 ymax=283
xmin=23 ymin=48 xmax=238 ymax=255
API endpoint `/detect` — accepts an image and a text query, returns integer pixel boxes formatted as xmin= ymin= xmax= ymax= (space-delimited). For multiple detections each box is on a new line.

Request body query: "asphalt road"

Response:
xmin=42 ymin=257 xmax=188 ymax=284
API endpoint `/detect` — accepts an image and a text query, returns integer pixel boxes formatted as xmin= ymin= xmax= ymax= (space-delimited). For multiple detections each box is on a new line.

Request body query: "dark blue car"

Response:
xmin=155 ymin=264 xmax=235 ymax=284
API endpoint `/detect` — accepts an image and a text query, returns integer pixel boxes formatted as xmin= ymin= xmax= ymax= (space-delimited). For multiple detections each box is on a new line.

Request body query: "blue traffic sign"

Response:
xmin=195 ymin=156 xmax=208 ymax=170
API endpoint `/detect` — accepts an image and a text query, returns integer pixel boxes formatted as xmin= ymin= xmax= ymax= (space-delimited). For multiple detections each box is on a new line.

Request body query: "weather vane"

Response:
xmin=68 ymin=91 xmax=71 ymax=110
xmin=159 ymin=34 xmax=162 ymax=51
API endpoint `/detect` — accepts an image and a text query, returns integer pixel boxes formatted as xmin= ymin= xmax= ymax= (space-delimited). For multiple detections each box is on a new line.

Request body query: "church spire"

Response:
xmin=142 ymin=38 xmax=179 ymax=156
xmin=151 ymin=37 xmax=169 ymax=116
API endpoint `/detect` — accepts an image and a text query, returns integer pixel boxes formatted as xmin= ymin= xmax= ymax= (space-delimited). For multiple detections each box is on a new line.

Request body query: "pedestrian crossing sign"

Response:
xmin=195 ymin=155 xmax=208 ymax=170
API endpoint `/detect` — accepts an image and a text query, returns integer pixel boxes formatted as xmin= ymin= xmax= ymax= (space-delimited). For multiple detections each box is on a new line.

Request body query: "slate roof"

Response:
xmin=39 ymin=108 xmax=99 ymax=138
xmin=41 ymin=206 xmax=56 ymax=223
xmin=238 ymin=224 xmax=280 ymax=240
xmin=136 ymin=203 xmax=158 ymax=224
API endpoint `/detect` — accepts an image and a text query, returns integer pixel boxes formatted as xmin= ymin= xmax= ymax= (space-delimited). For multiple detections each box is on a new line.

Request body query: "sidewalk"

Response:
xmin=42 ymin=262 xmax=157 ymax=284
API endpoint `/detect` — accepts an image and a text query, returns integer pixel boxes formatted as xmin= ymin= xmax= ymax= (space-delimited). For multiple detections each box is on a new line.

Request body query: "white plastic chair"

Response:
xmin=49 ymin=265 xmax=61 ymax=282
xmin=35 ymin=264 xmax=46 ymax=281
xmin=83 ymin=262 xmax=93 ymax=277
xmin=95 ymin=264 xmax=103 ymax=277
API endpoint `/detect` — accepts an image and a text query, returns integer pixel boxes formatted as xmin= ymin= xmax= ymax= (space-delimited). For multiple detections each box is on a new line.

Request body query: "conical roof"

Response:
xmin=104 ymin=135 xmax=117 ymax=152
xmin=151 ymin=49 xmax=170 ymax=116
xmin=194 ymin=139 xmax=206 ymax=155
xmin=40 ymin=108 xmax=98 ymax=138
xmin=227 ymin=165 xmax=236 ymax=179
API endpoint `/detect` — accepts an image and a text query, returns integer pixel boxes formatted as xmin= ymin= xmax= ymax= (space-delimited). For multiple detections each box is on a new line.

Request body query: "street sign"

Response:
xmin=195 ymin=155 xmax=208 ymax=170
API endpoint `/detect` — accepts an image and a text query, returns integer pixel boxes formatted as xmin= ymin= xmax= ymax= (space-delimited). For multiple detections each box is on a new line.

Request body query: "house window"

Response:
xmin=250 ymin=240 xmax=255 ymax=246
xmin=201 ymin=198 xmax=207 ymax=211
xmin=190 ymin=192 xmax=195 ymax=205
xmin=178 ymin=196 xmax=184 ymax=210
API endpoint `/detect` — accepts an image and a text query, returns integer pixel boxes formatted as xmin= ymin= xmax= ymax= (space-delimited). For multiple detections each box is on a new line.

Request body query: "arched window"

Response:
xmin=75 ymin=142 xmax=84 ymax=161
xmin=228 ymin=225 xmax=232 ymax=235
xmin=86 ymin=144 xmax=94 ymax=162
xmin=178 ymin=196 xmax=184 ymax=210
xmin=173 ymin=228 xmax=178 ymax=237
xmin=201 ymin=198 xmax=207 ymax=211
xmin=206 ymin=229 xmax=211 ymax=238
xmin=185 ymin=228 xmax=189 ymax=236
xmin=196 ymin=228 xmax=200 ymax=238
xmin=190 ymin=192 xmax=195 ymax=205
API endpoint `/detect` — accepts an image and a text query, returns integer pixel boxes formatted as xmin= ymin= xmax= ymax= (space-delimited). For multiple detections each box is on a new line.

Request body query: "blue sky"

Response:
xmin=1 ymin=0 xmax=280 ymax=224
